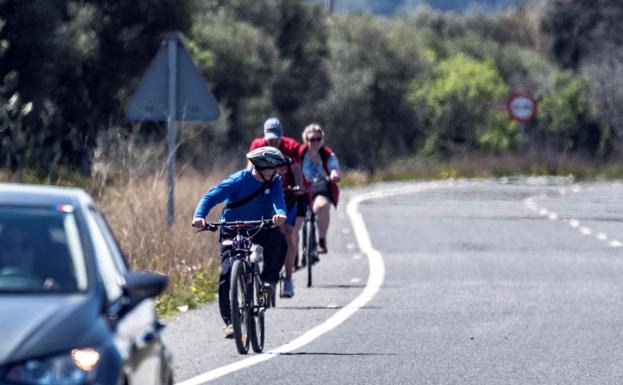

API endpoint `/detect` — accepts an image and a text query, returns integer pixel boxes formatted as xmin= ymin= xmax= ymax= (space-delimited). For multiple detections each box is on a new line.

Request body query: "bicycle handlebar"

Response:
xmin=283 ymin=185 xmax=304 ymax=193
xmin=193 ymin=218 xmax=274 ymax=232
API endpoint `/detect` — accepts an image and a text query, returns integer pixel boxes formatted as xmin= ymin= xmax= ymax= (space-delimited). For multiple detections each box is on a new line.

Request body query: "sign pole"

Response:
xmin=167 ymin=35 xmax=177 ymax=227
xmin=507 ymin=91 xmax=537 ymax=154
xmin=125 ymin=32 xmax=220 ymax=228
xmin=519 ymin=123 xmax=526 ymax=153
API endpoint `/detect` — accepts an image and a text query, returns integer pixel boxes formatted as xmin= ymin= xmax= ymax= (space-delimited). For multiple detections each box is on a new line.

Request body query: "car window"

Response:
xmin=84 ymin=207 xmax=123 ymax=301
xmin=0 ymin=206 xmax=88 ymax=292
xmin=89 ymin=207 xmax=129 ymax=273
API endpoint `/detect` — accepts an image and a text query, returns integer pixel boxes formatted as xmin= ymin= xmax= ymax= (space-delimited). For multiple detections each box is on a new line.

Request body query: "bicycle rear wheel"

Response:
xmin=230 ymin=260 xmax=251 ymax=354
xmin=250 ymin=276 xmax=265 ymax=353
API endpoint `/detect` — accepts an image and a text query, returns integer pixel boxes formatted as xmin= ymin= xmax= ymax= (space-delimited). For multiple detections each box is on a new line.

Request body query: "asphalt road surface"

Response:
xmin=164 ymin=179 xmax=623 ymax=385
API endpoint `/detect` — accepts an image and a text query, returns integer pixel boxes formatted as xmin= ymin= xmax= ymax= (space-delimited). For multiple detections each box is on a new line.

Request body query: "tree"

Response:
xmin=317 ymin=14 xmax=428 ymax=170
xmin=541 ymin=0 xmax=623 ymax=70
xmin=0 ymin=0 xmax=195 ymax=172
xmin=408 ymin=53 xmax=508 ymax=155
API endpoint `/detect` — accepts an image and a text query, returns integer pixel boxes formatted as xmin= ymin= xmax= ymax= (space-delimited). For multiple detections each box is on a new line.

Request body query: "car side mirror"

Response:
xmin=121 ymin=271 xmax=168 ymax=302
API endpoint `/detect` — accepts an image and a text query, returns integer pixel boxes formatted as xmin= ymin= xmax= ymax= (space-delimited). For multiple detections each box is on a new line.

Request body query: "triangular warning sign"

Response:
xmin=125 ymin=34 xmax=220 ymax=121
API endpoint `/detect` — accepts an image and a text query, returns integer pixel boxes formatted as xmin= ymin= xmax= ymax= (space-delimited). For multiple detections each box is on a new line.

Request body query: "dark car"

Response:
xmin=0 ymin=184 xmax=173 ymax=385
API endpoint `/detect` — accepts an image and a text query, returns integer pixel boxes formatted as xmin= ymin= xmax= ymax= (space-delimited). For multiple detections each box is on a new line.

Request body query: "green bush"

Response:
xmin=538 ymin=71 xmax=597 ymax=152
xmin=409 ymin=53 xmax=508 ymax=155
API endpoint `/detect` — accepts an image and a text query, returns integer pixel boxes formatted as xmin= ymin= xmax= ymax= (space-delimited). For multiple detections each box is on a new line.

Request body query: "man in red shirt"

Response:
xmin=249 ymin=118 xmax=305 ymax=298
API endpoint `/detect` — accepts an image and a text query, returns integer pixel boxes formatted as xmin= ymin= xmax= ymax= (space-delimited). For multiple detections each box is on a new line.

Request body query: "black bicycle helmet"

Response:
xmin=246 ymin=146 xmax=291 ymax=170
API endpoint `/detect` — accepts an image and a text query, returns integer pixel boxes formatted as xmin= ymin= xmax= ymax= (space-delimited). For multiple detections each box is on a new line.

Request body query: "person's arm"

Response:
xmin=290 ymin=162 xmax=306 ymax=194
xmin=270 ymin=176 xmax=287 ymax=225
xmin=192 ymin=176 xmax=238 ymax=226
xmin=327 ymin=153 xmax=340 ymax=182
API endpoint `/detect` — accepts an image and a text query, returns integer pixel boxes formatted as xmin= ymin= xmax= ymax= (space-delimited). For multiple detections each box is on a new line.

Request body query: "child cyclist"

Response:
xmin=192 ymin=147 xmax=290 ymax=338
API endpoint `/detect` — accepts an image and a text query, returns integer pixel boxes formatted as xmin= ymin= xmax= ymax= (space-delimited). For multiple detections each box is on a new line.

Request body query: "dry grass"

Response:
xmin=97 ymin=172 xmax=221 ymax=282
xmin=375 ymin=152 xmax=623 ymax=182
xmin=96 ymin=170 xmax=228 ymax=315
xmin=90 ymin=128 xmax=238 ymax=315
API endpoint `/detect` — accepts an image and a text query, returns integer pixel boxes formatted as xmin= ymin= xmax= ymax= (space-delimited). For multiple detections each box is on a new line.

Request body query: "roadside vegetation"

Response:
xmin=2 ymin=0 xmax=623 ymax=314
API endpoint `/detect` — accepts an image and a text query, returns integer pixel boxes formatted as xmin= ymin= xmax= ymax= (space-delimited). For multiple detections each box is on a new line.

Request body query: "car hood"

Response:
xmin=0 ymin=293 xmax=105 ymax=365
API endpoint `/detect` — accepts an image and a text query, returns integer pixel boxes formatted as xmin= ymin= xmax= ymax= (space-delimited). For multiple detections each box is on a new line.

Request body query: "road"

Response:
xmin=164 ymin=179 xmax=623 ymax=385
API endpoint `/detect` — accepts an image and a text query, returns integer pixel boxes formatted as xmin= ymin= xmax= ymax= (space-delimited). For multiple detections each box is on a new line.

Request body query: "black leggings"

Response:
xmin=217 ymin=227 xmax=287 ymax=325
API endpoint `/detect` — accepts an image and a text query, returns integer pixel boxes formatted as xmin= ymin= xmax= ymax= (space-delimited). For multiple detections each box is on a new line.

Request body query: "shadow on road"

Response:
xmin=275 ymin=305 xmax=381 ymax=310
xmin=274 ymin=352 xmax=396 ymax=356
xmin=312 ymin=284 xmax=366 ymax=289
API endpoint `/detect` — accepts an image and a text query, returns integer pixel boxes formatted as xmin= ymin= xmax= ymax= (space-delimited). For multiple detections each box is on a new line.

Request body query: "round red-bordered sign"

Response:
xmin=507 ymin=91 xmax=537 ymax=124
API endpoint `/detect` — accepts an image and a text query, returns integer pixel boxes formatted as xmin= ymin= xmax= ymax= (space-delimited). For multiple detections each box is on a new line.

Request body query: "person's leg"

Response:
xmin=293 ymin=195 xmax=306 ymax=268
xmin=281 ymin=201 xmax=298 ymax=282
xmin=218 ymin=233 xmax=234 ymax=326
xmin=282 ymin=224 xmax=296 ymax=281
xmin=293 ymin=216 xmax=303 ymax=268
xmin=255 ymin=228 xmax=287 ymax=283
xmin=218 ymin=271 xmax=231 ymax=324
xmin=313 ymin=194 xmax=331 ymax=252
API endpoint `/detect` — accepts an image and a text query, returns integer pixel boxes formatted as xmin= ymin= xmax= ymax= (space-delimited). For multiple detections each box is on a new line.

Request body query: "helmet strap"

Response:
xmin=265 ymin=170 xmax=277 ymax=182
xmin=255 ymin=167 xmax=276 ymax=183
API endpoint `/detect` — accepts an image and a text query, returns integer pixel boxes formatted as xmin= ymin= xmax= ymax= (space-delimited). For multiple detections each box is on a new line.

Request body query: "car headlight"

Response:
xmin=4 ymin=348 xmax=100 ymax=385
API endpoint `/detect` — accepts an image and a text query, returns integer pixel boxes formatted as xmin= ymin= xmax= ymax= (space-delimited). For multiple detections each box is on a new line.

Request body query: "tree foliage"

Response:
xmin=409 ymin=53 xmax=508 ymax=155
xmin=542 ymin=0 xmax=623 ymax=70
xmin=0 ymin=0 xmax=194 ymax=172
xmin=1 ymin=0 xmax=623 ymax=175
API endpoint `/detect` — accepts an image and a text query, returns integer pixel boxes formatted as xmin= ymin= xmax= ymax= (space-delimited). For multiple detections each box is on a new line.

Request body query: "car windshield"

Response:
xmin=0 ymin=206 xmax=88 ymax=293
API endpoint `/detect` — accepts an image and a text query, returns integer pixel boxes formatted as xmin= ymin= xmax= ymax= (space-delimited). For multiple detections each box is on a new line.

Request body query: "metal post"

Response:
xmin=167 ymin=36 xmax=177 ymax=227
xmin=519 ymin=124 xmax=526 ymax=153
xmin=326 ymin=0 xmax=334 ymax=15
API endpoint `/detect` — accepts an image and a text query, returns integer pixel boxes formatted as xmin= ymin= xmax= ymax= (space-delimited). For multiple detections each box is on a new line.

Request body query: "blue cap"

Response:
xmin=263 ymin=118 xmax=282 ymax=140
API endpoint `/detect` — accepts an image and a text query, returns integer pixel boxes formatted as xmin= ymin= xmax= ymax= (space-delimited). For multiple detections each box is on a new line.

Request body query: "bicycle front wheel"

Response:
xmin=230 ymin=260 xmax=251 ymax=354
xmin=250 ymin=276 xmax=265 ymax=353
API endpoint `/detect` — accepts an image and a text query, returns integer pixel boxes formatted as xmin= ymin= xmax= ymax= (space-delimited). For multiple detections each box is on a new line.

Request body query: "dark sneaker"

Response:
xmin=318 ymin=238 xmax=327 ymax=254
xmin=312 ymin=253 xmax=320 ymax=265
xmin=223 ymin=324 xmax=234 ymax=339
xmin=259 ymin=282 xmax=274 ymax=296
xmin=281 ymin=279 xmax=294 ymax=298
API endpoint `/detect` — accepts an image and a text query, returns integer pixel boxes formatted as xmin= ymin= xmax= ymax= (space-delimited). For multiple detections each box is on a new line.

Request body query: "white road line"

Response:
xmin=527 ymin=185 xmax=621 ymax=249
xmin=350 ymin=278 xmax=361 ymax=283
xmin=579 ymin=227 xmax=593 ymax=236
xmin=175 ymin=183 xmax=440 ymax=385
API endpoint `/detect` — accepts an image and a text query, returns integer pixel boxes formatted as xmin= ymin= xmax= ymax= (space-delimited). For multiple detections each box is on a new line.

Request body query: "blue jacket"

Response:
xmin=193 ymin=169 xmax=286 ymax=222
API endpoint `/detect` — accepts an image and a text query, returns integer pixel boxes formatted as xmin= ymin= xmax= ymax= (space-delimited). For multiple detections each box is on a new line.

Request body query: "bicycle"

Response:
xmin=300 ymin=201 xmax=318 ymax=287
xmin=196 ymin=219 xmax=273 ymax=354
xmin=283 ymin=186 xmax=318 ymax=288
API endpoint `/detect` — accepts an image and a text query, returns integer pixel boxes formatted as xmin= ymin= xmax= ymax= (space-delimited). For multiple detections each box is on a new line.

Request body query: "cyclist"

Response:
xmin=192 ymin=147 xmax=289 ymax=338
xmin=249 ymin=117 xmax=305 ymax=298
xmin=299 ymin=123 xmax=340 ymax=254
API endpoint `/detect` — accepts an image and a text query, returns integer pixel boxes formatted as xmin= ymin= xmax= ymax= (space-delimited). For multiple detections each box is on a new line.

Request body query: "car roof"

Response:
xmin=0 ymin=183 xmax=93 ymax=207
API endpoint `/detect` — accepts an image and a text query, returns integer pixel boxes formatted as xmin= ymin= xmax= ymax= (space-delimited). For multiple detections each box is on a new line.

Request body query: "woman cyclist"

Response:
xmin=192 ymin=147 xmax=289 ymax=338
xmin=299 ymin=123 xmax=340 ymax=254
